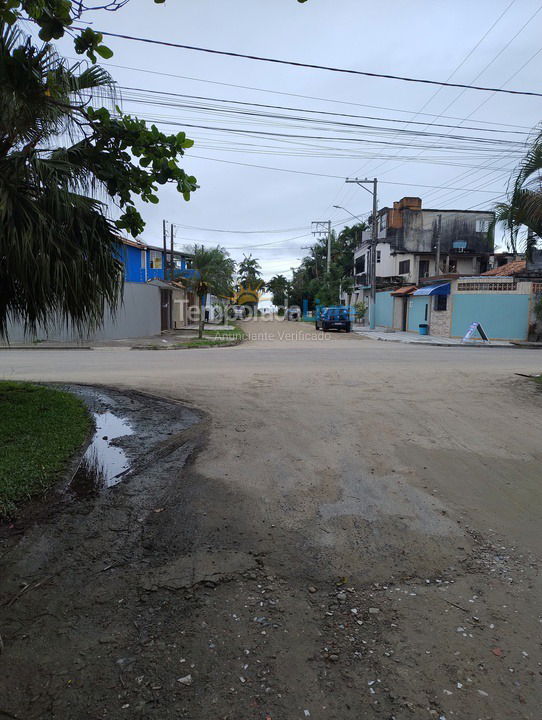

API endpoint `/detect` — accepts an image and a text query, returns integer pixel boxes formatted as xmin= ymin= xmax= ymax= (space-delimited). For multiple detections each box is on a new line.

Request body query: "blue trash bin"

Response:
xmin=419 ymin=323 xmax=429 ymax=336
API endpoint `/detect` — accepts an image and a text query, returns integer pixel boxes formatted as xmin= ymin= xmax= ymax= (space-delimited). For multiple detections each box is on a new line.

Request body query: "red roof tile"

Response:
xmin=482 ymin=260 xmax=526 ymax=276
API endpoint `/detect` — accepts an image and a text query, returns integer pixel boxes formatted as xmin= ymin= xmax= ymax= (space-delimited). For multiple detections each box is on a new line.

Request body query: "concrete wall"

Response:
xmin=4 ymin=282 xmax=161 ymax=343
xmin=451 ymin=294 xmax=530 ymax=340
xmin=375 ymin=291 xmax=394 ymax=327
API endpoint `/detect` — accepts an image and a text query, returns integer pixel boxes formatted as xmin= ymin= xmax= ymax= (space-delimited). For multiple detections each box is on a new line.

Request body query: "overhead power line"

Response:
xmin=86 ymin=58 xmax=533 ymax=130
xmin=79 ymin=28 xmax=542 ymax=98
xmin=117 ymin=85 xmax=529 ymax=136
xmin=189 ymin=154 xmax=505 ymax=195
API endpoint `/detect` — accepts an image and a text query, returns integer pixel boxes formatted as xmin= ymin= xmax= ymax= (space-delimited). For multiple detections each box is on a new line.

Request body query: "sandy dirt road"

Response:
xmin=0 ymin=319 xmax=541 ymax=719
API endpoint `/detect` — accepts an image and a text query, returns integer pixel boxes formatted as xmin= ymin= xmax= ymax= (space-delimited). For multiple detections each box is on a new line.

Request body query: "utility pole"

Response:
xmin=311 ymin=221 xmax=332 ymax=274
xmin=162 ymin=219 xmax=167 ymax=281
xmin=345 ymin=178 xmax=378 ymax=328
xmin=170 ymin=223 xmax=175 ymax=282
xmin=435 ymin=214 xmax=442 ymax=277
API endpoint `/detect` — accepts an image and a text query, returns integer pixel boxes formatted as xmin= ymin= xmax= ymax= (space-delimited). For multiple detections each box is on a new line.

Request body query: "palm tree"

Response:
xmin=513 ymin=129 xmax=542 ymax=259
xmin=237 ymin=253 xmax=263 ymax=312
xmin=0 ymin=24 xmax=122 ymax=339
xmin=182 ymin=245 xmax=235 ymax=338
xmin=493 ymin=202 xmax=520 ymax=257
xmin=267 ymin=274 xmax=289 ymax=308
xmin=496 ymin=128 xmax=542 ymax=261
xmin=238 ymin=254 xmax=262 ymax=285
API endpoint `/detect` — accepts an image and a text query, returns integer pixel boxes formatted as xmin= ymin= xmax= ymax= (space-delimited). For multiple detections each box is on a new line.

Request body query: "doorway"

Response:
xmin=402 ymin=297 xmax=408 ymax=330
xmin=160 ymin=289 xmax=172 ymax=331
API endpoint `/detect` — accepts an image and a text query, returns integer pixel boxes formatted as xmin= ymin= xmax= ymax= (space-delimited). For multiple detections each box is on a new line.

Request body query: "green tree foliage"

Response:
xmin=237 ymin=254 xmax=263 ymax=308
xmin=267 ymin=274 xmax=289 ymax=307
xmin=237 ymin=254 xmax=263 ymax=287
xmin=0 ymin=25 xmax=196 ymax=337
xmin=0 ymin=1 xmax=309 ymax=63
xmin=0 ymin=17 xmax=196 ymax=337
xmin=289 ymin=223 xmax=367 ymax=309
xmin=183 ymin=245 xmax=235 ymax=338
xmin=496 ymin=127 xmax=542 ymax=260
xmin=0 ymin=0 xmax=308 ymax=337
xmin=354 ymin=301 xmax=367 ymax=320
xmin=0 ymin=25 xmax=126 ymax=337
xmin=0 ymin=1 xmax=166 ymax=62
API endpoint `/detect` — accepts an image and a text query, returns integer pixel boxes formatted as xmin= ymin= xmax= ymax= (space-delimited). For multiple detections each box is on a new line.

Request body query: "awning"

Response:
xmin=413 ymin=283 xmax=450 ymax=296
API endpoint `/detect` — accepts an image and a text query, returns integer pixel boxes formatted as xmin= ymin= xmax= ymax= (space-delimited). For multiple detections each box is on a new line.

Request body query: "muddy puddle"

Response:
xmin=62 ymin=384 xmax=201 ymax=500
xmin=70 ymin=411 xmax=134 ymax=496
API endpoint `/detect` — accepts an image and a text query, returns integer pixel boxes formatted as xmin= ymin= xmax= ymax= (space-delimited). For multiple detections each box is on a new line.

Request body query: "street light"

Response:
xmin=333 ymin=205 xmax=367 ymax=225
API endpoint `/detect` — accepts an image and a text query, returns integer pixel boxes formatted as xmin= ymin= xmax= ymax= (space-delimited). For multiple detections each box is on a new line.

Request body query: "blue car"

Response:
xmin=315 ymin=306 xmax=353 ymax=333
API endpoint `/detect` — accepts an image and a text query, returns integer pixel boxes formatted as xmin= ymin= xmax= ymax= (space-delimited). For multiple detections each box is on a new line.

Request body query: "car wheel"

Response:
xmin=345 ymin=322 xmax=351 ymax=333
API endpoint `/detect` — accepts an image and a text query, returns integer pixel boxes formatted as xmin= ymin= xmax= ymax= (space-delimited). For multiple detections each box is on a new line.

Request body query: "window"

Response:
xmin=476 ymin=219 xmax=490 ymax=233
xmin=398 ymin=259 xmax=410 ymax=275
xmin=150 ymin=250 xmax=162 ymax=269
xmin=355 ymin=255 xmax=366 ymax=274
xmin=419 ymin=260 xmax=430 ymax=278
xmin=376 ymin=250 xmax=381 ymax=263
xmin=434 ymin=295 xmax=447 ymax=312
xmin=452 ymin=240 xmax=468 ymax=250
xmin=379 ymin=213 xmax=387 ymax=232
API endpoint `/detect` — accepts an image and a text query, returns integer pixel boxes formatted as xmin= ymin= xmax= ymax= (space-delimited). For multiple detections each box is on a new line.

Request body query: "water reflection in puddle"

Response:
xmin=70 ymin=411 xmax=134 ymax=496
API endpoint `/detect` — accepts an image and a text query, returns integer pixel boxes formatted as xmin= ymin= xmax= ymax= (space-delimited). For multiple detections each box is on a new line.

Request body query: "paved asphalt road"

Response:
xmin=1 ymin=320 xmax=541 ymax=719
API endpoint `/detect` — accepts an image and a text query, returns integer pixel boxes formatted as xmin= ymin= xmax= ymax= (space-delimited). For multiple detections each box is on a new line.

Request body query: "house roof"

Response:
xmin=482 ymin=260 xmax=526 ymax=276
xmin=146 ymin=243 xmax=193 ymax=257
xmin=117 ymin=235 xmax=146 ymax=249
xmin=391 ymin=285 xmax=417 ymax=296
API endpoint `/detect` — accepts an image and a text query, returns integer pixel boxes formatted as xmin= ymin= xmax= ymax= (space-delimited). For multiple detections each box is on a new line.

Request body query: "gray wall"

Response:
xmin=4 ymin=282 xmax=161 ymax=344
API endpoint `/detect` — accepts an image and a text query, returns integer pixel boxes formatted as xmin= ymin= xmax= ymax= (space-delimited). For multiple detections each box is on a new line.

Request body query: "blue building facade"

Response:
xmin=116 ymin=239 xmax=192 ymax=283
xmin=117 ymin=241 xmax=147 ymax=283
xmin=375 ymin=277 xmax=533 ymax=341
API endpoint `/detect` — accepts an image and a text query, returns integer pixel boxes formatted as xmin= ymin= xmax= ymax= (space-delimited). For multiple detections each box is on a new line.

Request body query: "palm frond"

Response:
xmin=0 ymin=26 xmax=122 ymax=339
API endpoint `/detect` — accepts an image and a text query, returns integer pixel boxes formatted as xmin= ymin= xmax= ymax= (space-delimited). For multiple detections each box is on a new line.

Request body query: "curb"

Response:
xmin=0 ymin=345 xmax=93 ymax=351
xmin=130 ymin=338 xmax=244 ymax=351
xmin=373 ymin=337 xmax=521 ymax=349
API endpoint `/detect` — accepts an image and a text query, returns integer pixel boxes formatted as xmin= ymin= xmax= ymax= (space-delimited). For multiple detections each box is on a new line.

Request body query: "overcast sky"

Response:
xmin=59 ymin=0 xmax=542 ymax=284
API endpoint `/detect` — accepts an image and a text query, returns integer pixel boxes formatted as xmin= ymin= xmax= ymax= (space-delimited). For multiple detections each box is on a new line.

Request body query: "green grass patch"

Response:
xmin=0 ymin=382 xmax=91 ymax=515
xmin=176 ymin=338 xmax=241 ymax=349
